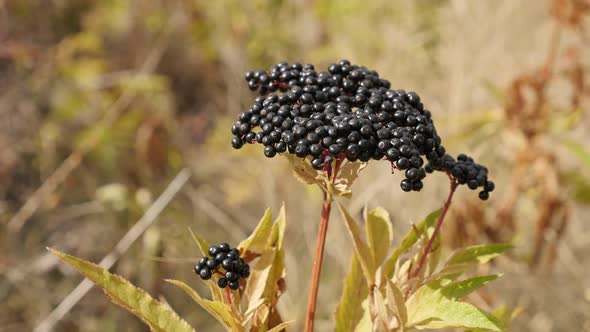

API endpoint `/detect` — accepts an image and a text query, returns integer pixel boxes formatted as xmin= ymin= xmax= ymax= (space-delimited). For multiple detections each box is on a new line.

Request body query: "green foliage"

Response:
xmin=47 ymin=248 xmax=195 ymax=332
xmin=335 ymin=255 xmax=369 ymax=332
xmin=337 ymin=202 xmax=377 ymax=285
xmin=365 ymin=207 xmax=393 ymax=267
xmin=49 ymin=206 xmax=290 ymax=332
xmin=405 ymin=282 xmax=504 ymax=331
xmin=335 ymin=205 xmax=510 ymax=332
xmin=382 ymin=208 xmax=441 ymax=280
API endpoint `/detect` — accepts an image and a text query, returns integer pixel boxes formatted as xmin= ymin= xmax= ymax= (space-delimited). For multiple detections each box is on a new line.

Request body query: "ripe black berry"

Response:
xmin=195 ymin=243 xmax=251 ymax=289
xmin=231 ymin=137 xmax=243 ymax=149
xmin=234 ymin=60 xmax=493 ymax=198
xmin=400 ymin=179 xmax=412 ymax=192
xmin=218 ymin=278 xmax=228 ymax=288
xmin=199 ymin=268 xmax=212 ymax=280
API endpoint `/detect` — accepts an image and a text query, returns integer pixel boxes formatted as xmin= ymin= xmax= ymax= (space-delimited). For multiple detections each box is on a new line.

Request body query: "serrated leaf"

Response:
xmin=467 ymin=305 xmax=523 ymax=332
xmin=406 ymin=282 xmax=504 ymax=331
xmin=47 ymin=248 xmax=196 ymax=332
xmin=446 ymin=244 xmax=512 ymax=267
xmin=335 ymin=255 xmax=369 ymax=332
xmin=267 ymin=320 xmax=295 ymax=332
xmin=440 ymin=274 xmax=503 ymax=300
xmin=239 ymin=208 xmax=273 ymax=255
xmin=365 ymin=207 xmax=393 ymax=268
xmin=337 ymin=202 xmax=376 ymax=285
xmin=382 ymin=209 xmax=441 ymax=279
xmin=386 ymin=280 xmax=407 ymax=327
xmin=188 ymin=228 xmax=210 ymax=256
xmin=166 ymin=279 xmax=242 ymax=331
xmin=284 ymin=154 xmax=324 ymax=186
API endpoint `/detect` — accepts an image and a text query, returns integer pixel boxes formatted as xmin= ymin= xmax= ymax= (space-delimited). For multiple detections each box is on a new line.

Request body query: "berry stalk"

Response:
xmin=410 ymin=174 xmax=458 ymax=280
xmin=304 ymin=190 xmax=332 ymax=332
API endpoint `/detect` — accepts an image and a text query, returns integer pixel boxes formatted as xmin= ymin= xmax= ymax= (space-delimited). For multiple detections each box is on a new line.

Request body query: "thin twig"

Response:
xmin=410 ymin=175 xmax=458 ymax=280
xmin=33 ymin=168 xmax=191 ymax=332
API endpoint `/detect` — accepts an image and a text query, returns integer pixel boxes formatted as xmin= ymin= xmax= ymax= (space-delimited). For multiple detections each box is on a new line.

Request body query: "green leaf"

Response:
xmin=563 ymin=139 xmax=590 ymax=168
xmin=166 ymin=279 xmax=242 ymax=331
xmin=446 ymin=244 xmax=512 ymax=266
xmin=337 ymin=202 xmax=376 ymax=285
xmin=335 ymin=255 xmax=369 ymax=332
xmin=267 ymin=320 xmax=295 ymax=332
xmin=386 ymin=280 xmax=407 ymax=327
xmin=440 ymin=274 xmax=503 ymax=300
xmin=47 ymin=248 xmax=195 ymax=332
xmin=406 ymin=282 xmax=504 ymax=331
xmin=239 ymin=208 xmax=273 ymax=255
xmin=365 ymin=207 xmax=393 ymax=268
xmin=382 ymin=209 xmax=441 ymax=279
xmin=188 ymin=228 xmax=210 ymax=256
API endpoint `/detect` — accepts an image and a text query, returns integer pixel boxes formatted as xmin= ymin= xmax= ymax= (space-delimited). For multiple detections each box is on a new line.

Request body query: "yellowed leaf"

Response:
xmin=166 ymin=279 xmax=243 ymax=331
xmin=239 ymin=208 xmax=273 ymax=255
xmin=365 ymin=207 xmax=393 ymax=268
xmin=48 ymin=248 xmax=195 ymax=332
xmin=337 ymin=202 xmax=375 ymax=285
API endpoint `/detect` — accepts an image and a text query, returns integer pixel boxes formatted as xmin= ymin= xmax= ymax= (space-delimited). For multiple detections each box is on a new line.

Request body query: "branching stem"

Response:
xmin=411 ymin=174 xmax=458 ymax=280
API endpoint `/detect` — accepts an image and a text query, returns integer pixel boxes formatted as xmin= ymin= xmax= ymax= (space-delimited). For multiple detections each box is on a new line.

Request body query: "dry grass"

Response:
xmin=1 ymin=0 xmax=589 ymax=331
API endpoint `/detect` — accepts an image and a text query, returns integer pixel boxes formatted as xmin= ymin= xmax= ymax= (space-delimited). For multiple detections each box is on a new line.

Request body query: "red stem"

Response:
xmin=225 ymin=287 xmax=232 ymax=304
xmin=304 ymin=158 xmax=345 ymax=332
xmin=304 ymin=191 xmax=332 ymax=332
xmin=410 ymin=175 xmax=458 ymax=279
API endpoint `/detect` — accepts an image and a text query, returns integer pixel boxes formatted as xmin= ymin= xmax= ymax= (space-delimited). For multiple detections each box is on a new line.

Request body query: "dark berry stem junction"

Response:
xmin=410 ymin=173 xmax=458 ymax=281
xmin=305 ymin=188 xmax=333 ymax=332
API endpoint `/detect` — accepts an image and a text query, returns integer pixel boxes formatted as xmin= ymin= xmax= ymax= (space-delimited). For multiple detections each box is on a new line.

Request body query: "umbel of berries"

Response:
xmin=232 ymin=60 xmax=494 ymax=200
xmin=194 ymin=243 xmax=250 ymax=290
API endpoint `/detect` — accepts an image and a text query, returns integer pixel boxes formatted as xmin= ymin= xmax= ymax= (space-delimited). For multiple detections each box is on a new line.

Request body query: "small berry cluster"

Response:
xmin=426 ymin=153 xmax=495 ymax=200
xmin=232 ymin=60 xmax=494 ymax=199
xmin=194 ymin=243 xmax=250 ymax=290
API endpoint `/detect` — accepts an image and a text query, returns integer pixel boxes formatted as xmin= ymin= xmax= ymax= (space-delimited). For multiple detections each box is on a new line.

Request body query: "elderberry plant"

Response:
xmin=45 ymin=60 xmax=513 ymax=332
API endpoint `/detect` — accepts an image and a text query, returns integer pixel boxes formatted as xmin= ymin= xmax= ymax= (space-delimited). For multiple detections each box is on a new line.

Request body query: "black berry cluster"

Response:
xmin=232 ymin=60 xmax=493 ymax=199
xmin=194 ymin=243 xmax=250 ymax=290
xmin=426 ymin=153 xmax=495 ymax=200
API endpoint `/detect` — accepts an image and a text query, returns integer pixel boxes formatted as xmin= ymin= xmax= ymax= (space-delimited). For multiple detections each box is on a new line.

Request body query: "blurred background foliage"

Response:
xmin=0 ymin=0 xmax=589 ymax=331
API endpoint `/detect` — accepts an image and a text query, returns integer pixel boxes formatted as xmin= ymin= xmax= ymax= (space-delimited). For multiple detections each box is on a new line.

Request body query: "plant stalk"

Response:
xmin=411 ymin=176 xmax=458 ymax=279
xmin=304 ymin=190 xmax=332 ymax=332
